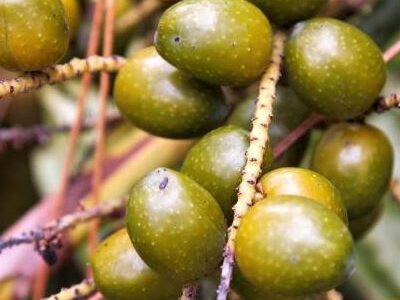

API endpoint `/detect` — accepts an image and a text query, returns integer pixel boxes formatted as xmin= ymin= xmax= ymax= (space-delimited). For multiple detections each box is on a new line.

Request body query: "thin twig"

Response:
xmin=42 ymin=279 xmax=96 ymax=300
xmin=115 ymin=0 xmax=163 ymax=34
xmin=373 ymin=93 xmax=400 ymax=112
xmin=88 ymin=0 xmax=116 ymax=262
xmin=384 ymin=39 xmax=400 ymax=63
xmin=273 ymin=113 xmax=324 ymax=159
xmin=32 ymin=3 xmax=107 ymax=298
xmin=217 ymin=31 xmax=286 ymax=300
xmin=0 ymin=197 xmax=127 ymax=256
xmin=0 ymin=55 xmax=125 ymax=101
xmin=391 ymin=180 xmax=400 ymax=204
xmin=180 ymin=283 xmax=198 ymax=300
xmin=0 ymin=114 xmax=121 ymax=150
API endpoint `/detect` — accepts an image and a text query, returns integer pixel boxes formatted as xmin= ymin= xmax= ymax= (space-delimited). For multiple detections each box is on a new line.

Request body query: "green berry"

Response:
xmin=155 ymin=0 xmax=273 ymax=86
xmin=61 ymin=0 xmax=81 ymax=38
xmin=126 ymin=168 xmax=227 ymax=283
xmin=260 ymin=168 xmax=347 ymax=222
xmin=236 ymin=195 xmax=354 ymax=297
xmin=249 ymin=0 xmax=327 ymax=26
xmin=114 ymin=46 xmax=228 ymax=139
xmin=91 ymin=229 xmax=181 ymax=300
xmin=227 ymin=86 xmax=310 ymax=167
xmin=311 ymin=123 xmax=393 ymax=219
xmin=285 ymin=18 xmax=386 ymax=120
xmin=0 ymin=0 xmax=69 ymax=71
xmin=181 ymin=125 xmax=273 ymax=220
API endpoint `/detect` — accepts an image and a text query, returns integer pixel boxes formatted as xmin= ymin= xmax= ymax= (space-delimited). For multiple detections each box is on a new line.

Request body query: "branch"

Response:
xmin=373 ymin=93 xmax=400 ymax=113
xmin=384 ymin=39 xmax=400 ymax=62
xmin=180 ymin=283 xmax=198 ymax=300
xmin=216 ymin=31 xmax=286 ymax=300
xmin=273 ymin=113 xmax=324 ymax=159
xmin=0 ymin=197 xmax=127 ymax=261
xmin=392 ymin=180 xmax=400 ymax=205
xmin=0 ymin=114 xmax=121 ymax=150
xmin=0 ymin=55 xmax=126 ymax=100
xmin=43 ymin=279 xmax=96 ymax=300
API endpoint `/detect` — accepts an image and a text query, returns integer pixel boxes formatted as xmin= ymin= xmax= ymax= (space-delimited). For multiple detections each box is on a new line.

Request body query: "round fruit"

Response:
xmin=227 ymin=86 xmax=311 ymax=168
xmin=236 ymin=195 xmax=354 ymax=297
xmin=61 ymin=0 xmax=81 ymax=38
xmin=181 ymin=125 xmax=273 ymax=220
xmin=0 ymin=0 xmax=69 ymax=71
xmin=260 ymin=168 xmax=347 ymax=222
xmin=311 ymin=123 xmax=393 ymax=219
xmin=155 ymin=0 xmax=273 ymax=86
xmin=232 ymin=267 xmax=314 ymax=300
xmin=126 ymin=168 xmax=227 ymax=283
xmin=114 ymin=47 xmax=228 ymax=139
xmin=285 ymin=18 xmax=386 ymax=120
xmin=249 ymin=0 xmax=327 ymax=26
xmin=349 ymin=203 xmax=383 ymax=240
xmin=91 ymin=229 xmax=181 ymax=300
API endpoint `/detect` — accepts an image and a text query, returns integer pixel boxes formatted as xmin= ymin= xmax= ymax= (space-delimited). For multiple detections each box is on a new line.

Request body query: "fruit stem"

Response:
xmin=216 ymin=31 xmax=287 ymax=300
xmin=180 ymin=283 xmax=198 ymax=300
xmin=0 ymin=197 xmax=127 ymax=256
xmin=0 ymin=55 xmax=125 ymax=101
xmin=273 ymin=113 xmax=324 ymax=159
xmin=0 ymin=114 xmax=121 ymax=151
xmin=42 ymin=279 xmax=96 ymax=300
xmin=384 ymin=39 xmax=400 ymax=62
xmin=391 ymin=180 xmax=400 ymax=205
xmin=115 ymin=0 xmax=163 ymax=34
xmin=88 ymin=0 xmax=117 ymax=272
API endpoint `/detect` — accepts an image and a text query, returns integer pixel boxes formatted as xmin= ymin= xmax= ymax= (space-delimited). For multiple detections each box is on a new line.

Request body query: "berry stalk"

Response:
xmin=216 ymin=31 xmax=286 ymax=300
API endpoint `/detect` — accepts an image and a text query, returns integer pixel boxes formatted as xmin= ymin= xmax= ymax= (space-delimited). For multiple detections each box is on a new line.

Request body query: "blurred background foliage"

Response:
xmin=0 ymin=0 xmax=399 ymax=299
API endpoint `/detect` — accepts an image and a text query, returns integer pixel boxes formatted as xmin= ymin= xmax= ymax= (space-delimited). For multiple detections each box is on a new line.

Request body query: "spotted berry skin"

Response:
xmin=114 ymin=47 xmax=228 ymax=139
xmin=155 ymin=0 xmax=272 ymax=86
xmin=285 ymin=18 xmax=386 ymax=120
xmin=260 ymin=168 xmax=347 ymax=222
xmin=236 ymin=195 xmax=354 ymax=297
xmin=91 ymin=229 xmax=181 ymax=300
xmin=0 ymin=0 xmax=69 ymax=71
xmin=249 ymin=0 xmax=327 ymax=25
xmin=126 ymin=168 xmax=227 ymax=283
xmin=311 ymin=123 xmax=393 ymax=219
xmin=181 ymin=125 xmax=273 ymax=220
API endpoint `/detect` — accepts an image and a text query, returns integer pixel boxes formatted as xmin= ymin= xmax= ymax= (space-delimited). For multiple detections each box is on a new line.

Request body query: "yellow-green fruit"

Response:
xmin=126 ymin=168 xmax=227 ymax=283
xmin=116 ymin=0 xmax=134 ymax=18
xmin=249 ymin=0 xmax=327 ymax=25
xmin=311 ymin=123 xmax=393 ymax=219
xmin=349 ymin=203 xmax=383 ymax=240
xmin=260 ymin=168 xmax=347 ymax=222
xmin=285 ymin=18 xmax=386 ymax=120
xmin=91 ymin=229 xmax=181 ymax=300
xmin=236 ymin=195 xmax=354 ymax=297
xmin=0 ymin=0 xmax=69 ymax=71
xmin=155 ymin=0 xmax=273 ymax=86
xmin=114 ymin=47 xmax=229 ymax=139
xmin=181 ymin=125 xmax=273 ymax=220
xmin=61 ymin=0 xmax=81 ymax=38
